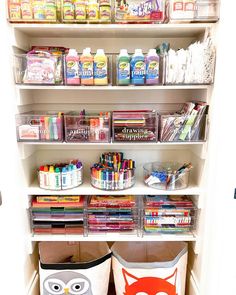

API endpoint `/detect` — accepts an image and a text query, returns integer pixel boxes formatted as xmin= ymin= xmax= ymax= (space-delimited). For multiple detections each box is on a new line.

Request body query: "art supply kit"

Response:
xmin=91 ymin=152 xmax=136 ymax=190
xmin=8 ymin=0 xmax=220 ymax=23
xmin=38 ymin=159 xmax=83 ymax=190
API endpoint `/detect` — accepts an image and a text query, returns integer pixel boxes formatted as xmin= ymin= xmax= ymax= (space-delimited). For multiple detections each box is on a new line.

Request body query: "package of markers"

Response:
xmin=91 ymin=152 xmax=135 ymax=190
xmin=16 ymin=111 xmax=63 ymax=142
xmin=38 ymin=159 xmax=83 ymax=190
xmin=143 ymin=195 xmax=197 ymax=234
xmin=30 ymin=195 xmax=85 ymax=235
xmin=87 ymin=195 xmax=138 ymax=234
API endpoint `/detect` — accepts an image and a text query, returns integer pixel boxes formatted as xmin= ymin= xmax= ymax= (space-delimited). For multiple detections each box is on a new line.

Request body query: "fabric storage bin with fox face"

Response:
xmin=39 ymin=242 xmax=111 ymax=295
xmin=111 ymin=241 xmax=188 ymax=295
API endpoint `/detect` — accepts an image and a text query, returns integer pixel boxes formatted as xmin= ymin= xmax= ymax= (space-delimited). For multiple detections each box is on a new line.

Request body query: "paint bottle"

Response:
xmin=94 ymin=49 xmax=108 ymax=85
xmin=145 ymin=49 xmax=160 ymax=85
xmin=80 ymin=48 xmax=94 ymax=85
xmin=74 ymin=0 xmax=86 ymax=20
xmin=117 ymin=49 xmax=130 ymax=85
xmin=131 ymin=49 xmax=145 ymax=85
xmin=65 ymin=48 xmax=80 ymax=85
xmin=63 ymin=0 xmax=74 ymax=20
xmin=87 ymin=0 xmax=99 ymax=20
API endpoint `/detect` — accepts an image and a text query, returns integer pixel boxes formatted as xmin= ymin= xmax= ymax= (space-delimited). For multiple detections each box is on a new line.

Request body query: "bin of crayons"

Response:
xmin=91 ymin=152 xmax=135 ymax=190
xmin=61 ymin=0 xmax=112 ymax=23
xmin=64 ymin=110 xmax=111 ymax=143
xmin=14 ymin=50 xmax=64 ymax=85
xmin=30 ymin=195 xmax=85 ymax=235
xmin=87 ymin=195 xmax=139 ymax=235
xmin=143 ymin=162 xmax=192 ymax=190
xmin=8 ymin=0 xmax=60 ymax=23
xmin=16 ymin=112 xmax=63 ymax=142
xmin=115 ymin=0 xmax=166 ymax=23
xmin=112 ymin=111 xmax=158 ymax=142
xmin=38 ymin=159 xmax=83 ymax=190
xmin=142 ymin=195 xmax=197 ymax=234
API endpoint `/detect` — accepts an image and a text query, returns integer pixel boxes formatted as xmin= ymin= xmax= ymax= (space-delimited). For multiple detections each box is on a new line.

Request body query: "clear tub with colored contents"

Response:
xmin=115 ymin=0 xmax=166 ymax=23
xmin=13 ymin=52 xmax=64 ymax=85
xmin=64 ymin=111 xmax=111 ymax=143
xmin=61 ymin=0 xmax=112 ymax=23
xmin=143 ymin=162 xmax=191 ymax=190
xmin=112 ymin=110 xmax=158 ymax=142
xmin=64 ymin=54 xmax=113 ymax=86
xmin=8 ymin=0 xmax=60 ymax=23
xmin=141 ymin=195 xmax=197 ymax=235
xmin=159 ymin=114 xmax=208 ymax=142
xmin=87 ymin=195 xmax=139 ymax=236
xmin=166 ymin=0 xmax=219 ymax=22
xmin=15 ymin=111 xmax=63 ymax=142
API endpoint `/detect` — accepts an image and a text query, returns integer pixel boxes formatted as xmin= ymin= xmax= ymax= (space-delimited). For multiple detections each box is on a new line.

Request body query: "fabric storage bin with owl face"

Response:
xmin=111 ymin=241 xmax=188 ymax=295
xmin=39 ymin=241 xmax=111 ymax=295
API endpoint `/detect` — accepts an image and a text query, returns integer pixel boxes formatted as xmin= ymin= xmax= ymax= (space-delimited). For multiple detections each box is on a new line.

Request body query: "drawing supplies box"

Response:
xmin=142 ymin=195 xmax=197 ymax=234
xmin=13 ymin=51 xmax=64 ymax=85
xmin=87 ymin=195 xmax=139 ymax=235
xmin=30 ymin=196 xmax=85 ymax=235
xmin=115 ymin=0 xmax=165 ymax=23
xmin=64 ymin=111 xmax=111 ymax=143
xmin=16 ymin=111 xmax=63 ymax=142
xmin=143 ymin=161 xmax=192 ymax=190
xmin=112 ymin=110 xmax=158 ymax=142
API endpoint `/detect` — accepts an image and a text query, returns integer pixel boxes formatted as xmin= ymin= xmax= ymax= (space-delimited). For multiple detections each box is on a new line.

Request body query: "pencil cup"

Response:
xmin=143 ymin=162 xmax=191 ymax=190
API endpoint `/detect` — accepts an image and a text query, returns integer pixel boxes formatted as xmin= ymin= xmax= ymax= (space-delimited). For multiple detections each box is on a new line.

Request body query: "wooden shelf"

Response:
xmin=11 ymin=23 xmax=213 ymax=38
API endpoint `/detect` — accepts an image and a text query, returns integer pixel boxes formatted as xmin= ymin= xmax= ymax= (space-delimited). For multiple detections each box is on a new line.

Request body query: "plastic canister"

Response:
xmin=145 ymin=49 xmax=160 ymax=85
xmin=80 ymin=48 xmax=94 ymax=85
xmin=94 ymin=49 xmax=108 ymax=85
xmin=117 ymin=49 xmax=130 ymax=86
xmin=65 ymin=48 xmax=80 ymax=85
xmin=131 ymin=49 xmax=145 ymax=85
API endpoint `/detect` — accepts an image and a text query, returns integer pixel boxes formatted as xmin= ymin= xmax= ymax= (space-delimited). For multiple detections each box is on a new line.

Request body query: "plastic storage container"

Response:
xmin=64 ymin=111 xmax=111 ymax=143
xmin=31 ymin=195 xmax=85 ymax=235
xmin=38 ymin=159 xmax=83 ymax=190
xmin=39 ymin=241 xmax=111 ymax=295
xmin=87 ymin=195 xmax=139 ymax=235
xmin=115 ymin=0 xmax=166 ymax=23
xmin=160 ymin=113 xmax=208 ymax=142
xmin=14 ymin=52 xmax=64 ymax=85
xmin=167 ymin=0 xmax=219 ymax=22
xmin=143 ymin=161 xmax=192 ymax=190
xmin=15 ymin=112 xmax=63 ymax=142
xmin=112 ymin=241 xmax=188 ymax=295
xmin=61 ymin=0 xmax=111 ymax=23
xmin=8 ymin=0 xmax=59 ymax=23
xmin=142 ymin=195 xmax=197 ymax=234
xmin=112 ymin=110 xmax=158 ymax=142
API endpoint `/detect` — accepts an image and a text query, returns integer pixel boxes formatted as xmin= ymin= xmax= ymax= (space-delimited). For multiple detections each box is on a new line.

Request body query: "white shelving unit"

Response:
xmin=2 ymin=9 xmax=221 ymax=295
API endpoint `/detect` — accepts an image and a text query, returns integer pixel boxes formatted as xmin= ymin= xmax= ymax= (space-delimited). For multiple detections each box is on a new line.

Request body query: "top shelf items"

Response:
xmin=8 ymin=0 xmax=219 ymax=24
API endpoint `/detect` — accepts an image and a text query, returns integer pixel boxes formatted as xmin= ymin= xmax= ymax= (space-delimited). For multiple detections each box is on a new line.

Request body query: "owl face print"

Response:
xmin=43 ymin=271 xmax=93 ymax=295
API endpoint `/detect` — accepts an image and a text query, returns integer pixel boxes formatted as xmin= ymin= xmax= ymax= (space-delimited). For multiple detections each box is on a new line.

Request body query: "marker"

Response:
xmin=49 ymin=166 xmax=55 ymax=189
xmin=55 ymin=167 xmax=61 ymax=190
xmin=62 ymin=167 xmax=68 ymax=190
xmin=44 ymin=165 xmax=49 ymax=187
xmin=56 ymin=117 xmax=61 ymax=140
xmin=39 ymin=166 xmax=45 ymax=188
xmin=52 ymin=117 xmax=58 ymax=140
xmin=40 ymin=117 xmax=46 ymax=140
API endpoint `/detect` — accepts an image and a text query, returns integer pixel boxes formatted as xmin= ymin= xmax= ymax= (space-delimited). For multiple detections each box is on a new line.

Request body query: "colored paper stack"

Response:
xmin=143 ymin=195 xmax=196 ymax=234
xmin=31 ymin=196 xmax=85 ymax=234
xmin=87 ymin=195 xmax=138 ymax=233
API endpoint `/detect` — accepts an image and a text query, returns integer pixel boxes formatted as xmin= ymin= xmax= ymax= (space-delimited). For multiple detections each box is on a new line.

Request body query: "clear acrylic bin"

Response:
xmin=115 ymin=0 xmax=166 ymax=23
xmin=8 ymin=0 xmax=60 ymax=23
xmin=159 ymin=114 xmax=208 ymax=142
xmin=14 ymin=52 xmax=64 ymax=85
xmin=143 ymin=162 xmax=191 ymax=190
xmin=87 ymin=195 xmax=139 ymax=235
xmin=112 ymin=110 xmax=158 ymax=142
xmin=16 ymin=112 xmax=63 ymax=142
xmin=91 ymin=174 xmax=135 ymax=190
xmin=61 ymin=0 xmax=111 ymax=23
xmin=64 ymin=54 xmax=113 ymax=86
xmin=167 ymin=0 xmax=219 ymax=22
xmin=64 ymin=112 xmax=111 ymax=143
xmin=142 ymin=195 xmax=197 ymax=234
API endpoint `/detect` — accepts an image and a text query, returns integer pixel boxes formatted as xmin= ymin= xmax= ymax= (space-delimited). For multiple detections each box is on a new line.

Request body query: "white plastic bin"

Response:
xmin=39 ymin=241 xmax=111 ymax=295
xmin=112 ymin=241 xmax=188 ymax=295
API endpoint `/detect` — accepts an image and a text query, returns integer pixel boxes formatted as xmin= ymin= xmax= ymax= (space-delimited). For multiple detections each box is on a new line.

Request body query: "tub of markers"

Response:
xmin=143 ymin=162 xmax=192 ymax=190
xmin=38 ymin=160 xmax=83 ymax=190
xmin=91 ymin=152 xmax=136 ymax=191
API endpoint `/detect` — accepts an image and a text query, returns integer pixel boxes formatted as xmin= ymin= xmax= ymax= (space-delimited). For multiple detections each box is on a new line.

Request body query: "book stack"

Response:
xmin=31 ymin=196 xmax=85 ymax=234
